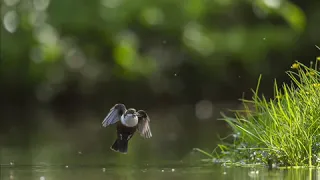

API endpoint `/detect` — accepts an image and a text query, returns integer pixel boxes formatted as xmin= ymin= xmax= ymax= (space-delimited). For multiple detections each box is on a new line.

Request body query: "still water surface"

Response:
xmin=1 ymin=107 xmax=320 ymax=180
xmin=1 ymin=163 xmax=320 ymax=180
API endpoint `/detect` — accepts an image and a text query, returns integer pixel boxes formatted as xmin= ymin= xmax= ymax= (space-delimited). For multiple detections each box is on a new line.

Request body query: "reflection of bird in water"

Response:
xmin=102 ymin=104 xmax=152 ymax=154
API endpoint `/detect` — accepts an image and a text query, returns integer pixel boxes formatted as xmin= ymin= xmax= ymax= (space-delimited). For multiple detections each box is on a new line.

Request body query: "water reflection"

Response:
xmin=2 ymin=106 xmax=319 ymax=180
xmin=1 ymin=165 xmax=320 ymax=180
xmin=0 ymin=105 xmax=235 ymax=165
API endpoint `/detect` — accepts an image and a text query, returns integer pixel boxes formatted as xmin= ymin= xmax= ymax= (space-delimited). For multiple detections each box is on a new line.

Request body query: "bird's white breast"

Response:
xmin=121 ymin=114 xmax=138 ymax=127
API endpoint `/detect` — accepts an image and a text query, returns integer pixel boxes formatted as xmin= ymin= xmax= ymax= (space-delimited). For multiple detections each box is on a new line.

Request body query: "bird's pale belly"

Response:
xmin=121 ymin=116 xmax=138 ymax=127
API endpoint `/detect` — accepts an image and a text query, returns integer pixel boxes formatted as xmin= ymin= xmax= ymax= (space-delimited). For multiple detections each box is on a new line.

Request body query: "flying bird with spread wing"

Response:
xmin=102 ymin=103 xmax=152 ymax=154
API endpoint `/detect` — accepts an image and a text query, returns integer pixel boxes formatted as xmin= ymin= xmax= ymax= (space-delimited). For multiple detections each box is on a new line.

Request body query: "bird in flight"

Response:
xmin=102 ymin=103 xmax=152 ymax=154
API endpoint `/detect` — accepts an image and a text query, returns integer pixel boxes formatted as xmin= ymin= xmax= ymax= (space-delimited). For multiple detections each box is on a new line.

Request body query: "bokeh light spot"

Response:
xmin=195 ymin=100 xmax=213 ymax=120
xmin=33 ymin=0 xmax=51 ymax=11
xmin=263 ymin=0 xmax=281 ymax=9
xmin=101 ymin=0 xmax=122 ymax=8
xmin=183 ymin=22 xmax=215 ymax=56
xmin=65 ymin=49 xmax=86 ymax=69
xmin=4 ymin=0 xmax=20 ymax=6
xmin=30 ymin=46 xmax=44 ymax=63
xmin=114 ymin=31 xmax=139 ymax=70
xmin=29 ymin=11 xmax=48 ymax=27
xmin=34 ymin=24 xmax=59 ymax=46
xmin=3 ymin=10 xmax=19 ymax=33
xmin=140 ymin=7 xmax=164 ymax=26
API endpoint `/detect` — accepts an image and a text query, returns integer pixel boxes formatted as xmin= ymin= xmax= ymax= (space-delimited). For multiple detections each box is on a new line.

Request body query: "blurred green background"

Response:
xmin=1 ymin=0 xmax=320 ymax=166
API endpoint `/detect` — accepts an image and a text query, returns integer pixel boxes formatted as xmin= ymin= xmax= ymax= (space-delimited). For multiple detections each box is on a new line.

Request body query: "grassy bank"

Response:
xmin=197 ymin=57 xmax=320 ymax=168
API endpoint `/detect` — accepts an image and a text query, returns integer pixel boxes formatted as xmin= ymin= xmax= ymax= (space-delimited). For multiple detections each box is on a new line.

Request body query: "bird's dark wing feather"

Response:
xmin=137 ymin=110 xmax=152 ymax=138
xmin=102 ymin=104 xmax=126 ymax=127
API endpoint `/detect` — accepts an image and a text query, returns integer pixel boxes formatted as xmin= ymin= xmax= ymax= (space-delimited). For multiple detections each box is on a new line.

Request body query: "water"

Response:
xmin=1 ymin=164 xmax=320 ymax=180
xmin=1 ymin=106 xmax=319 ymax=179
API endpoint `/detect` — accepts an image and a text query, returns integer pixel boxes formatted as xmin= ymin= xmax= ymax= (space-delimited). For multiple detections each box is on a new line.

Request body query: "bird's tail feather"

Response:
xmin=110 ymin=139 xmax=128 ymax=154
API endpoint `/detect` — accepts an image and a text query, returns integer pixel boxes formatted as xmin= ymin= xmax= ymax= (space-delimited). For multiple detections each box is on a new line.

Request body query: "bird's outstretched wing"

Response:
xmin=137 ymin=110 xmax=152 ymax=138
xmin=102 ymin=104 xmax=126 ymax=127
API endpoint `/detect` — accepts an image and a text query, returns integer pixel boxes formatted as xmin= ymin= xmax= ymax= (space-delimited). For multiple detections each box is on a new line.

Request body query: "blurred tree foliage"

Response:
xmin=0 ymin=0 xmax=319 ymax=106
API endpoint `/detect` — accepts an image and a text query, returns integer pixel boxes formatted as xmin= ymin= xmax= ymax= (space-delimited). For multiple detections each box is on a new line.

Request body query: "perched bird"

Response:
xmin=102 ymin=103 xmax=152 ymax=154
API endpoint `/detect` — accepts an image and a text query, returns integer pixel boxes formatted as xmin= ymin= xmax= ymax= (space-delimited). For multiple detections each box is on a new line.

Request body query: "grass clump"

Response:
xmin=198 ymin=58 xmax=320 ymax=168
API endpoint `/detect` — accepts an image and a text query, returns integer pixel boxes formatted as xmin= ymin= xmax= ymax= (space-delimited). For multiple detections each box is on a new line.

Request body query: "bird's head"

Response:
xmin=125 ymin=108 xmax=138 ymax=119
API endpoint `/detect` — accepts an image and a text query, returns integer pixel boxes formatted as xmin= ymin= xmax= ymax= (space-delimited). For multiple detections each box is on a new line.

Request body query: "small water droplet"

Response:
xmin=171 ymin=168 xmax=175 ymax=172
xmin=263 ymin=37 xmax=266 ymax=40
xmin=223 ymin=172 xmax=227 ymax=175
xmin=10 ymin=161 xmax=14 ymax=166
xmin=102 ymin=168 xmax=106 ymax=172
xmin=161 ymin=169 xmax=164 ymax=172
xmin=78 ymin=151 xmax=82 ymax=155
xmin=65 ymin=165 xmax=69 ymax=168
xmin=174 ymin=73 xmax=177 ymax=76
xmin=40 ymin=176 xmax=46 ymax=180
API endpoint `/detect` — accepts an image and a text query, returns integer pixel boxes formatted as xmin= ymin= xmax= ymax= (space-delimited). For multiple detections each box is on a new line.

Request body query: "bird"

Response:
xmin=101 ymin=103 xmax=152 ymax=154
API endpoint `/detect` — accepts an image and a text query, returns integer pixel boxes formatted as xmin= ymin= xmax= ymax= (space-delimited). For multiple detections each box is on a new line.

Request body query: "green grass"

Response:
xmin=196 ymin=57 xmax=320 ymax=168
